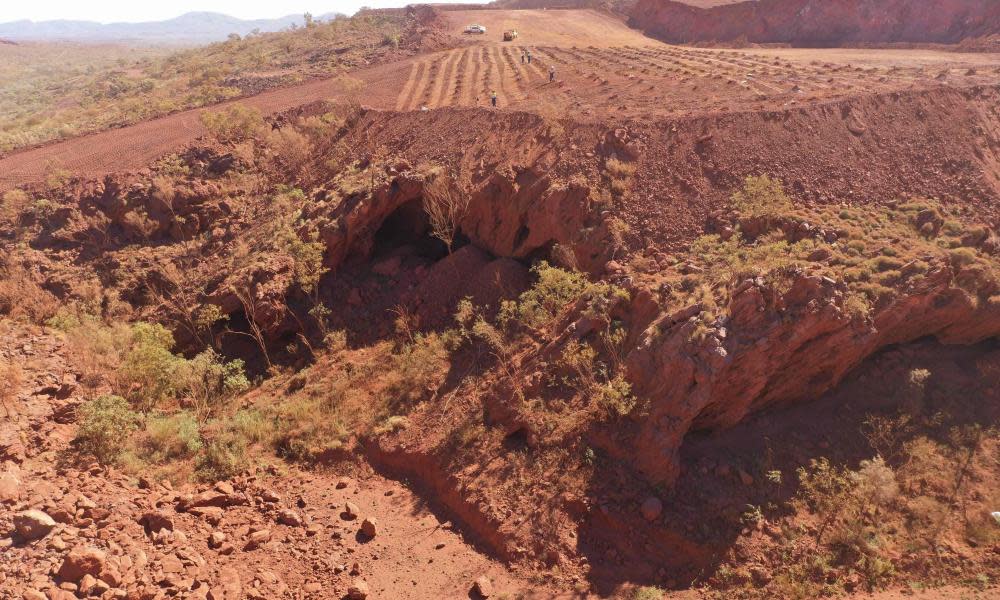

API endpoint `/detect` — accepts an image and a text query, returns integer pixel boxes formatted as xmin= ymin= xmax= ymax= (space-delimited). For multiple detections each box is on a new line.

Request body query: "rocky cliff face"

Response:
xmin=629 ymin=0 xmax=1000 ymax=46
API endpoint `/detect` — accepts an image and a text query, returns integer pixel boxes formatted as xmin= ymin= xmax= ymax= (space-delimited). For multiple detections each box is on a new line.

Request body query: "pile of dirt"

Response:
xmin=629 ymin=0 xmax=1000 ymax=46
xmin=488 ymin=0 xmax=638 ymax=14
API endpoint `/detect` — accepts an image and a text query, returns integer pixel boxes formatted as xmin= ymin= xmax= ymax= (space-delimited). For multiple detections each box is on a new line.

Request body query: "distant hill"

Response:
xmin=0 ymin=11 xmax=343 ymax=44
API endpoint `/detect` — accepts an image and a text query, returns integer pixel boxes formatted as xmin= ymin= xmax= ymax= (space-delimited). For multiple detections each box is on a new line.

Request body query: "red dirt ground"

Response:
xmin=3 ymin=9 xmax=1000 ymax=190
xmin=0 ymin=323 xmax=533 ymax=599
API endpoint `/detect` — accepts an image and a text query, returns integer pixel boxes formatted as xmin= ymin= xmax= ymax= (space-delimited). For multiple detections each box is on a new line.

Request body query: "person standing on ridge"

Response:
xmin=526 ymin=50 xmax=532 ymax=64
xmin=549 ymin=65 xmax=556 ymax=82
xmin=490 ymin=90 xmax=498 ymax=107
xmin=521 ymin=50 xmax=526 ymax=64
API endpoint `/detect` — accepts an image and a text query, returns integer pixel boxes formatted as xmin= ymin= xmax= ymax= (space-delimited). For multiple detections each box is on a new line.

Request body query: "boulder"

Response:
xmin=277 ymin=509 xmax=303 ymax=527
xmin=361 ymin=517 xmax=378 ymax=538
xmin=473 ymin=575 xmax=494 ymax=598
xmin=13 ymin=509 xmax=56 ymax=540
xmin=139 ymin=510 xmax=174 ymax=534
xmin=245 ymin=529 xmax=271 ymax=550
xmin=57 ymin=547 xmax=107 ymax=582
xmin=347 ymin=580 xmax=369 ymax=599
xmin=0 ymin=471 xmax=21 ymax=502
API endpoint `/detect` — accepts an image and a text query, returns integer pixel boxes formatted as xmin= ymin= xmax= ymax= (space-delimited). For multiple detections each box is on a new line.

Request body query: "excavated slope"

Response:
xmin=630 ymin=0 xmax=1000 ymax=46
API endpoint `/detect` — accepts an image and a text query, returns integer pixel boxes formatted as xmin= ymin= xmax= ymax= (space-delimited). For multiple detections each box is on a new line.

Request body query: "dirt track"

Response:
xmin=3 ymin=8 xmax=1000 ymax=190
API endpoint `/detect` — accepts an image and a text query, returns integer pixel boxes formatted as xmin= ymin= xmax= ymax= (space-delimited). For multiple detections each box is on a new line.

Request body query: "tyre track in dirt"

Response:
xmin=439 ymin=49 xmax=465 ymax=108
xmin=3 ymin=7 xmax=1000 ymax=191
xmin=394 ymin=61 xmax=422 ymax=112
xmin=489 ymin=46 xmax=513 ymax=107
xmin=498 ymin=47 xmax=526 ymax=103
xmin=456 ymin=47 xmax=476 ymax=107
xmin=427 ymin=50 xmax=459 ymax=108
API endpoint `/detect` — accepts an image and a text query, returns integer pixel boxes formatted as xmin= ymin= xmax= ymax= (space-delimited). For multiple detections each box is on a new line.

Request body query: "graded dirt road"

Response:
xmin=2 ymin=9 xmax=1000 ymax=190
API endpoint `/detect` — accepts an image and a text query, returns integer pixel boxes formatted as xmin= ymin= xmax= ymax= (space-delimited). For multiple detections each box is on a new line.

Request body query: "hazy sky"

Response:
xmin=0 ymin=1 xmax=484 ymax=23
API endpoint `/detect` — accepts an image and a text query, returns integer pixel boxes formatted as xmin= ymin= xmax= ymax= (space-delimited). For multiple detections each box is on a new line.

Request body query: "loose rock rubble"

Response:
xmin=0 ymin=325 xmax=518 ymax=599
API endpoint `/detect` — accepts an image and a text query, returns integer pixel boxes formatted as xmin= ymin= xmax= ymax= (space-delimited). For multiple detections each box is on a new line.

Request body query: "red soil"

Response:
xmin=3 ymin=8 xmax=1000 ymax=192
xmin=630 ymin=0 xmax=1000 ymax=46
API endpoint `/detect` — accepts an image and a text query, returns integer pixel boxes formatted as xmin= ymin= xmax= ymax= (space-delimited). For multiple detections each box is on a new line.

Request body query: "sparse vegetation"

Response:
xmin=75 ymin=395 xmax=141 ymax=464
xmin=0 ymin=11 xmax=412 ymax=152
xmin=200 ymin=104 xmax=264 ymax=144
xmin=731 ymin=174 xmax=793 ymax=218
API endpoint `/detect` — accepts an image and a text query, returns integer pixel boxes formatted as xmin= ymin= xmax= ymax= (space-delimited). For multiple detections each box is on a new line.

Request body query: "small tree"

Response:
xmin=231 ymin=282 xmax=275 ymax=371
xmin=75 ymin=395 xmax=140 ymax=464
xmin=200 ymin=104 xmax=264 ymax=144
xmin=422 ymin=175 xmax=470 ymax=254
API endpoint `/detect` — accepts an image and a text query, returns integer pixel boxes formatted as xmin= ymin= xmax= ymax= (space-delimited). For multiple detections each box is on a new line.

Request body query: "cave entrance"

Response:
xmin=372 ymin=197 xmax=449 ymax=260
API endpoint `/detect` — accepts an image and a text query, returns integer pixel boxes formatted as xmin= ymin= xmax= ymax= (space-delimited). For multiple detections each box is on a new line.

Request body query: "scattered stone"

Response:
xmin=361 ymin=517 xmax=378 ymax=538
xmin=13 ymin=509 xmax=56 ymax=540
xmin=49 ymin=535 xmax=67 ymax=551
xmin=473 ymin=575 xmax=494 ymax=598
xmin=0 ymin=471 xmax=20 ymax=503
xmin=245 ymin=529 xmax=271 ymax=550
xmin=343 ymin=502 xmax=360 ymax=520
xmin=58 ymin=547 xmax=107 ymax=582
xmin=22 ymin=590 xmax=46 ymax=600
xmin=209 ymin=532 xmax=227 ymax=549
xmin=189 ymin=506 xmax=224 ymax=525
xmin=160 ymin=554 xmax=184 ymax=574
xmin=640 ymin=497 xmax=663 ymax=522
xmin=347 ymin=580 xmax=369 ymax=599
xmin=260 ymin=489 xmax=281 ymax=503
xmin=336 ymin=478 xmax=350 ymax=490
xmin=140 ymin=510 xmax=174 ymax=534
xmin=277 ymin=509 xmax=303 ymax=527
xmin=209 ymin=568 xmax=241 ymax=600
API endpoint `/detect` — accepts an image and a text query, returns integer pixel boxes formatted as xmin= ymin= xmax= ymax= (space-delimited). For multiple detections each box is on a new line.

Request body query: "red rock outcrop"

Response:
xmin=626 ymin=258 xmax=1000 ymax=483
xmin=629 ymin=0 xmax=1000 ymax=46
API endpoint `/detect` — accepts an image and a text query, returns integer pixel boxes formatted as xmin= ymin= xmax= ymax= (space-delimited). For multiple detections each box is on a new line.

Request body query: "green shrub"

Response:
xmin=118 ymin=322 xmax=185 ymax=412
xmin=597 ymin=374 xmax=636 ymax=417
xmin=381 ymin=32 xmax=401 ymax=48
xmin=199 ymin=104 xmax=264 ymax=144
xmin=731 ymin=175 xmax=792 ymax=218
xmin=181 ymin=349 xmax=250 ymax=417
xmin=0 ymin=189 xmax=30 ymax=223
xmin=606 ymin=157 xmax=637 ymax=179
xmin=227 ymin=409 xmax=275 ymax=445
xmin=385 ymin=332 xmax=449 ymax=411
xmin=502 ymin=262 xmax=627 ymax=331
xmin=273 ymin=395 xmax=350 ymax=461
xmin=196 ymin=431 xmax=250 ymax=481
xmin=633 ymin=586 xmax=665 ymax=600
xmin=75 ymin=395 xmax=140 ymax=464
xmin=948 ymin=247 xmax=977 ymax=268
xmin=141 ymin=412 xmax=202 ymax=462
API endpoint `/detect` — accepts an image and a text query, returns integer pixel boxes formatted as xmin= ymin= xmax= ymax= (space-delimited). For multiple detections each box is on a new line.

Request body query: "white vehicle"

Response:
xmin=464 ymin=24 xmax=486 ymax=34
